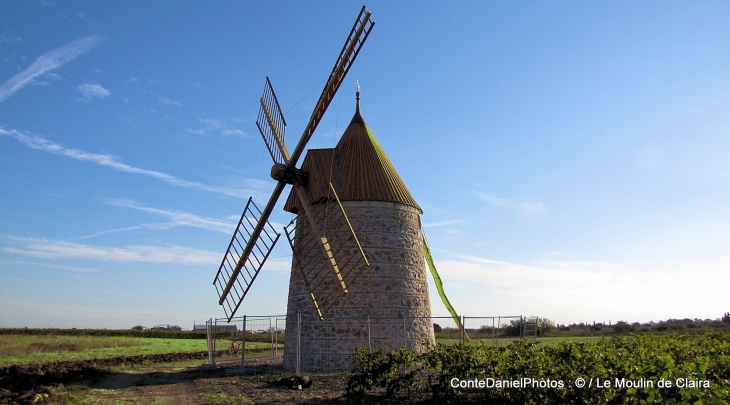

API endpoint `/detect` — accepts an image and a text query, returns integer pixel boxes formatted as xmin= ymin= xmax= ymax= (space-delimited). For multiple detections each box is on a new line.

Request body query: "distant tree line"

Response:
xmin=555 ymin=314 xmax=730 ymax=335
xmin=432 ymin=313 xmax=730 ymax=339
xmin=433 ymin=317 xmax=556 ymax=339
xmin=132 ymin=325 xmax=182 ymax=331
xmin=0 ymin=328 xmax=208 ymax=339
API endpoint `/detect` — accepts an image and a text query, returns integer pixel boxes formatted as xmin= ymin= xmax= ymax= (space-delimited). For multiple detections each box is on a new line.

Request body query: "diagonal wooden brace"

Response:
xmin=293 ymin=183 xmax=348 ymax=293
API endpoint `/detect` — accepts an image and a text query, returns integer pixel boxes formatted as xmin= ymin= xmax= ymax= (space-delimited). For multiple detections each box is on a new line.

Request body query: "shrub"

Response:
xmin=347 ymin=346 xmax=422 ymax=397
xmin=347 ymin=332 xmax=730 ymax=403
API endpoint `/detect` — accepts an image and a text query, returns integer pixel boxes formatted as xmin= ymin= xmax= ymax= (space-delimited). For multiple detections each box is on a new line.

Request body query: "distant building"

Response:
xmin=150 ymin=324 xmax=183 ymax=331
xmin=217 ymin=325 xmax=238 ymax=333
xmin=192 ymin=321 xmax=237 ymax=333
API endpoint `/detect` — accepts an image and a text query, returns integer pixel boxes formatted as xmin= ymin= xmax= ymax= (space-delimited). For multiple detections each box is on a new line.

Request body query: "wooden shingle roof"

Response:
xmin=283 ymin=98 xmax=421 ymax=214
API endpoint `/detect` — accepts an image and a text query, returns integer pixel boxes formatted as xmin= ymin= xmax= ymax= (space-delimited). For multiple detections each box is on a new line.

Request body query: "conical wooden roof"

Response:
xmin=283 ymin=95 xmax=421 ymax=214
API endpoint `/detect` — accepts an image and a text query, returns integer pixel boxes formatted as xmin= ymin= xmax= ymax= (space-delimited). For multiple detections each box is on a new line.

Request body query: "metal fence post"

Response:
xmin=213 ymin=317 xmax=218 ymax=363
xmin=403 ymin=317 xmax=407 ymax=349
xmin=241 ymin=315 xmax=246 ymax=370
xmin=367 ymin=316 xmax=371 ymax=353
xmin=269 ymin=318 xmax=273 ymax=358
xmin=460 ymin=315 xmax=465 ymax=345
xmin=520 ymin=315 xmax=524 ymax=339
xmin=206 ymin=318 xmax=214 ymax=365
xmin=498 ymin=316 xmax=502 ymax=345
xmin=296 ymin=312 xmax=301 ymax=376
xmin=274 ymin=317 xmax=279 ymax=358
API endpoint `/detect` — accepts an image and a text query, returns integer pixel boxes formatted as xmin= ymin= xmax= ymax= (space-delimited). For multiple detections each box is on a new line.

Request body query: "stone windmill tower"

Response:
xmin=281 ymin=88 xmax=435 ymax=370
xmin=212 ymin=6 xmax=462 ymax=372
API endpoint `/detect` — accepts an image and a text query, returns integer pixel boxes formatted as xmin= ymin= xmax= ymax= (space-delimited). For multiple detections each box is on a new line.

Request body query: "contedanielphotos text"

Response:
xmin=451 ymin=378 xmax=564 ymax=389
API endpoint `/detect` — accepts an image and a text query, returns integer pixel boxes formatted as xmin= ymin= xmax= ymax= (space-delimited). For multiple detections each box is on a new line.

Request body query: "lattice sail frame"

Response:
xmin=213 ymin=198 xmax=280 ymax=319
xmin=257 ymin=77 xmax=289 ymax=165
xmin=284 ymin=184 xmax=369 ymax=319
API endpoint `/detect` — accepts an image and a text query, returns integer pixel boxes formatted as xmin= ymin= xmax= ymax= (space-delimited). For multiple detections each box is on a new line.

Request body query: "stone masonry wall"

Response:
xmin=284 ymin=201 xmax=434 ymax=371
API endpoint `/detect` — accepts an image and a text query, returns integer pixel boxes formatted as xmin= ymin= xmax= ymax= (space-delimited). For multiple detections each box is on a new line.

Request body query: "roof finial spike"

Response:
xmin=356 ymin=80 xmax=361 ymax=113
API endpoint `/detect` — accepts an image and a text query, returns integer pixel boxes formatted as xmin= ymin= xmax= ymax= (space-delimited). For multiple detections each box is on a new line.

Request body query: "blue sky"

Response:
xmin=2 ymin=2 xmax=730 ymax=329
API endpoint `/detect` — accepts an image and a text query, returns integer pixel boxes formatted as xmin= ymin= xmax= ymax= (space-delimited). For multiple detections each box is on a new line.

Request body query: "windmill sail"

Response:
xmin=257 ymin=77 xmax=290 ymax=165
xmin=213 ymin=197 xmax=280 ymax=319
xmin=288 ymin=6 xmax=374 ymax=165
xmin=213 ymin=7 xmax=375 ymax=321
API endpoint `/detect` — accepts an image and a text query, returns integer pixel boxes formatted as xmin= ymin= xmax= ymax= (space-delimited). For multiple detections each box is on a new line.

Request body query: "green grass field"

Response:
xmin=0 ymin=334 xmax=285 ymax=367
xmin=0 ymin=335 xmax=207 ymax=366
xmin=0 ymin=330 xmax=639 ymax=368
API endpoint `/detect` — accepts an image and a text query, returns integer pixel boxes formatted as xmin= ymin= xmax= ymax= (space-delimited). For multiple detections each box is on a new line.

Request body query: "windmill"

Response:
xmin=214 ymin=6 xmax=466 ymax=371
xmin=213 ymin=6 xmax=375 ymax=322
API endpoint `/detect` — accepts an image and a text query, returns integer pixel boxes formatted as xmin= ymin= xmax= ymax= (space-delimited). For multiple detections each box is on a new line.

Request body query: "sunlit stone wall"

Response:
xmin=283 ymin=201 xmax=434 ymax=371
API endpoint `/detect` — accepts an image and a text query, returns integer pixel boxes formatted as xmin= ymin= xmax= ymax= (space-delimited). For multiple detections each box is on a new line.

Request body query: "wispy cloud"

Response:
xmin=440 ymin=255 xmax=628 ymax=300
xmin=68 ymin=226 xmax=144 ymax=241
xmin=2 ymin=236 xmax=219 ymax=265
xmin=0 ymin=260 xmax=97 ymax=273
xmin=104 ymin=198 xmax=233 ymax=234
xmin=0 ymin=35 xmax=22 ymax=45
xmin=0 ymin=299 xmax=197 ymax=329
xmin=0 ymin=36 xmax=102 ymax=102
xmin=422 ymin=220 xmax=463 ymax=228
xmin=159 ymin=97 xmax=181 ymax=106
xmin=0 ymin=126 xmax=251 ymax=198
xmin=187 ymin=118 xmax=246 ymax=137
xmin=77 ymin=83 xmax=109 ymax=100
xmin=431 ymin=254 xmax=730 ymax=322
xmin=475 ymin=192 xmax=547 ymax=220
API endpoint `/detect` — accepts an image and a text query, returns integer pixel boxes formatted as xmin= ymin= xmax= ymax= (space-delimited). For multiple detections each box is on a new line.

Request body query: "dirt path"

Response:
xmin=0 ymin=352 xmax=214 ymax=404
xmin=89 ymin=364 xmax=201 ymax=405
xmin=2 ymin=355 xmax=425 ymax=404
xmin=40 ymin=358 xmax=363 ymax=405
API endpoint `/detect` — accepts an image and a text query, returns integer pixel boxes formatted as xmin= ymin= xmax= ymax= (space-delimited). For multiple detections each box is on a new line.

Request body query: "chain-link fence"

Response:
xmin=205 ymin=315 xmax=286 ymax=373
xmin=284 ymin=314 xmax=439 ymax=373
xmin=206 ymin=314 xmax=533 ymax=374
xmin=462 ymin=316 xmax=527 ymax=345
